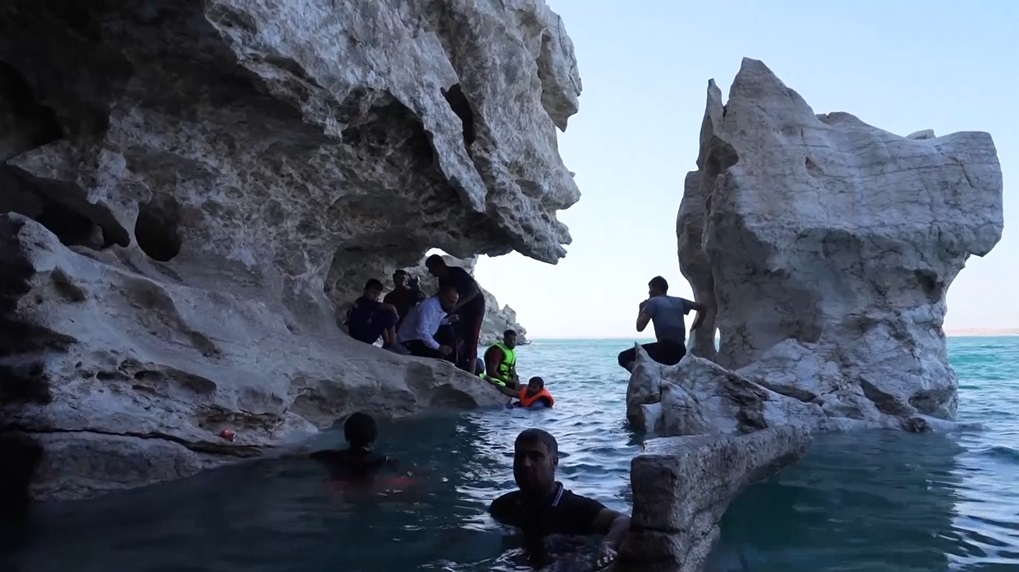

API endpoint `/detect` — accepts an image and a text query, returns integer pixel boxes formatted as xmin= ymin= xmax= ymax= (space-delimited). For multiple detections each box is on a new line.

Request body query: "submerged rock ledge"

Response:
xmin=0 ymin=0 xmax=582 ymax=503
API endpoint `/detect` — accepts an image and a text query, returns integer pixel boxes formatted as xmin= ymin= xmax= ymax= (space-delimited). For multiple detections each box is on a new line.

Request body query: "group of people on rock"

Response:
xmin=340 ymin=254 xmax=555 ymax=409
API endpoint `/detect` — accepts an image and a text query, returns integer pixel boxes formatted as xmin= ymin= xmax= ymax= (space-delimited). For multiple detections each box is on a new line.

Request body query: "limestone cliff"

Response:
xmin=629 ymin=58 xmax=1004 ymax=436
xmin=0 ymin=0 xmax=581 ymax=502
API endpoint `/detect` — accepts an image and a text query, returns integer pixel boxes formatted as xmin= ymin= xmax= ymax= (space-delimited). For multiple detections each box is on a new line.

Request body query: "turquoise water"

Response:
xmin=1 ymin=337 xmax=1017 ymax=571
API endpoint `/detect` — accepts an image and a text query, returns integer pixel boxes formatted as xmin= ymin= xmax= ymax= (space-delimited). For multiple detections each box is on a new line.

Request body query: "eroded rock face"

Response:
xmin=644 ymin=58 xmax=1004 ymax=435
xmin=617 ymin=427 xmax=812 ymax=572
xmin=0 ymin=0 xmax=581 ymax=501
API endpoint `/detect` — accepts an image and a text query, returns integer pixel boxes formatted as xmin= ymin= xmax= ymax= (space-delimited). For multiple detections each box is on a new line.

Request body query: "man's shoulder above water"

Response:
xmin=489 ymin=484 xmax=607 ymax=535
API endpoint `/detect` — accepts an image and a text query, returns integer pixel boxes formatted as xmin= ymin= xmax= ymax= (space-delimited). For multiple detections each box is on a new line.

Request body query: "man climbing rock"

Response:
xmin=617 ymin=275 xmax=705 ymax=372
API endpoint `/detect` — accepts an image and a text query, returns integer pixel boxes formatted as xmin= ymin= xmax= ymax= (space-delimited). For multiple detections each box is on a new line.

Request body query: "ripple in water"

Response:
xmin=0 ymin=337 xmax=1017 ymax=571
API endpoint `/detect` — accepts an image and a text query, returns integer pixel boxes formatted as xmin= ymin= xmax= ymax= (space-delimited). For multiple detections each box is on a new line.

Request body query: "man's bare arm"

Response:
xmin=591 ymin=509 xmax=630 ymax=550
xmin=636 ymin=306 xmax=652 ymax=332
xmin=689 ymin=301 xmax=707 ymax=329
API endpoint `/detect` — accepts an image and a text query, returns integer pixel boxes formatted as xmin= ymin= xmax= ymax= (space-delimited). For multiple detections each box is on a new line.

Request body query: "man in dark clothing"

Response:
xmin=617 ymin=275 xmax=706 ymax=372
xmin=383 ymin=269 xmax=425 ymax=328
xmin=345 ymin=279 xmax=400 ymax=348
xmin=425 ymin=255 xmax=486 ymax=375
xmin=489 ymin=429 xmax=630 ymax=569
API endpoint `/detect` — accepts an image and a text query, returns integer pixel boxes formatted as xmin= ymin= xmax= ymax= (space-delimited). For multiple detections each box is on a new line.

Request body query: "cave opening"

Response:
xmin=135 ymin=195 xmax=183 ymax=262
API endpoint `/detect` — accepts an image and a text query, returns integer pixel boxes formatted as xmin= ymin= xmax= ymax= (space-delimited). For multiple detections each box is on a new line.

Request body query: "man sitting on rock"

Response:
xmin=482 ymin=329 xmax=520 ymax=388
xmin=396 ymin=284 xmax=458 ymax=360
xmin=345 ymin=279 xmax=400 ymax=349
xmin=425 ymin=254 xmax=486 ymax=375
xmin=617 ymin=275 xmax=705 ymax=372
xmin=383 ymin=269 xmax=425 ymax=329
xmin=489 ymin=429 xmax=630 ymax=569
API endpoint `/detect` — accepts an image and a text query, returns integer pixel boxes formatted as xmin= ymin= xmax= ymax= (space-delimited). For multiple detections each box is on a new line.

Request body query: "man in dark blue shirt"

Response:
xmin=345 ymin=279 xmax=400 ymax=348
xmin=489 ymin=429 xmax=631 ymax=569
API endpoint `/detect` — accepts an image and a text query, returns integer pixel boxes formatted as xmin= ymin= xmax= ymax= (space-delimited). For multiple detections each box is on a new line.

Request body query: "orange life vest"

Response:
xmin=518 ymin=387 xmax=554 ymax=409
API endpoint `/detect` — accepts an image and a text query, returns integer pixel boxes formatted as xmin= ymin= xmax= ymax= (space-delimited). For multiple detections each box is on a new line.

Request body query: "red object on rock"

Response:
xmin=220 ymin=429 xmax=236 ymax=442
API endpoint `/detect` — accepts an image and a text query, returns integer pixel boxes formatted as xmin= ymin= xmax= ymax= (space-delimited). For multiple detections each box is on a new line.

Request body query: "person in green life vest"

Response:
xmin=483 ymin=329 xmax=520 ymax=389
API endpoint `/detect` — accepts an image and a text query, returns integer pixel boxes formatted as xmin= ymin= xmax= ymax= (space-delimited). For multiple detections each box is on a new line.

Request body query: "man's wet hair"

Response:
xmin=516 ymin=428 xmax=557 ymax=457
xmin=343 ymin=412 xmax=378 ymax=448
xmin=528 ymin=376 xmax=544 ymax=389
xmin=364 ymin=278 xmax=384 ymax=291
xmin=504 ymin=329 xmax=517 ymax=337
xmin=649 ymin=276 xmax=669 ymax=292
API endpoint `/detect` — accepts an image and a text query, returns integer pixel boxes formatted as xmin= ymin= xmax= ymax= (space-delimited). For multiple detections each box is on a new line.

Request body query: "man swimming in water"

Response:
xmin=284 ymin=411 xmax=400 ymax=485
xmin=617 ymin=275 xmax=705 ymax=372
xmin=489 ymin=429 xmax=630 ymax=569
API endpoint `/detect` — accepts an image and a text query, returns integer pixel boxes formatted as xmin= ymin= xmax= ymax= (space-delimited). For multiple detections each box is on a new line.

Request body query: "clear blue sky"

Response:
xmin=470 ymin=0 xmax=1018 ymax=339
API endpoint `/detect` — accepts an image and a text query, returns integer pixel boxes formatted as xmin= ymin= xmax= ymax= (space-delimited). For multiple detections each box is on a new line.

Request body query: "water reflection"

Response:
xmin=709 ymin=430 xmax=967 ymax=572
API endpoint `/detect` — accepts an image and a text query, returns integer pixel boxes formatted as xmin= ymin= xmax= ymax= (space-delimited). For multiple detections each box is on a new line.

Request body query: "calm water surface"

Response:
xmin=1 ymin=337 xmax=1018 ymax=571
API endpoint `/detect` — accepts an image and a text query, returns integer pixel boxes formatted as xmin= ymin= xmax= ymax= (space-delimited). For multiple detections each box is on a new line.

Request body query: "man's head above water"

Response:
xmin=513 ymin=428 xmax=558 ymax=496
xmin=525 ymin=376 xmax=544 ymax=396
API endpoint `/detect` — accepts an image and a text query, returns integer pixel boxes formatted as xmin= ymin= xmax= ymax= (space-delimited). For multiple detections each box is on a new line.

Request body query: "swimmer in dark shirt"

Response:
xmin=489 ymin=429 xmax=631 ymax=569
xmin=287 ymin=412 xmax=400 ymax=486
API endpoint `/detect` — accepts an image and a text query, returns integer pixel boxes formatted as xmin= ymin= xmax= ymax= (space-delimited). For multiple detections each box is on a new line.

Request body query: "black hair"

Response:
xmin=343 ymin=412 xmax=378 ymax=448
xmin=516 ymin=428 xmax=557 ymax=456
xmin=364 ymin=279 xmax=384 ymax=291
xmin=528 ymin=376 xmax=544 ymax=389
xmin=649 ymin=276 xmax=669 ymax=292
xmin=425 ymin=254 xmax=445 ymax=268
xmin=393 ymin=269 xmax=408 ymax=277
xmin=504 ymin=329 xmax=517 ymax=337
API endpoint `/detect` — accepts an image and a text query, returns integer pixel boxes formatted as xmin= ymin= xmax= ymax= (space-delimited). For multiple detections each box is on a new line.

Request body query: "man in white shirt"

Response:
xmin=397 ymin=285 xmax=459 ymax=359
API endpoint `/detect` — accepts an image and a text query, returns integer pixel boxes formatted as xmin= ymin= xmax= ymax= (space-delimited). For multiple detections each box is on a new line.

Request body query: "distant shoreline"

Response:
xmin=529 ymin=329 xmax=1019 ymax=342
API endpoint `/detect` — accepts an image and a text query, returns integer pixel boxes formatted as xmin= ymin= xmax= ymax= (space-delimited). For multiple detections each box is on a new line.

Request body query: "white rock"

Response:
xmin=618 ymin=427 xmax=812 ymax=572
xmin=0 ymin=0 xmax=582 ymax=501
xmin=641 ymin=58 xmax=1004 ymax=436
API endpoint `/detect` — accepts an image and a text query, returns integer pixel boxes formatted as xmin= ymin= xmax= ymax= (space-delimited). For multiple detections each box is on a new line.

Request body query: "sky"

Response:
xmin=469 ymin=0 xmax=1018 ymax=340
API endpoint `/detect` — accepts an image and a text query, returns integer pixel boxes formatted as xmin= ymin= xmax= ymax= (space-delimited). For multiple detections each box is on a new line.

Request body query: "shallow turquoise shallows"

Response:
xmin=2 ymin=337 xmax=1017 ymax=571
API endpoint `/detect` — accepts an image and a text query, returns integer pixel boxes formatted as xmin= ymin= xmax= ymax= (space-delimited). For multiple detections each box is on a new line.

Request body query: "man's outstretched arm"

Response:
xmin=687 ymin=300 xmax=707 ymax=329
xmin=591 ymin=508 xmax=631 ymax=551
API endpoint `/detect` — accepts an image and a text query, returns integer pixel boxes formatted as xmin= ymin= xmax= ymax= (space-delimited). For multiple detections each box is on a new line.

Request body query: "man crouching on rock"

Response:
xmin=489 ymin=429 xmax=630 ymax=569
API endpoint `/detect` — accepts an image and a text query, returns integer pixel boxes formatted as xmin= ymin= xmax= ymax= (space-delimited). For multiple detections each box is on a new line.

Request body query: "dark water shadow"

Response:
xmin=706 ymin=430 xmax=969 ymax=572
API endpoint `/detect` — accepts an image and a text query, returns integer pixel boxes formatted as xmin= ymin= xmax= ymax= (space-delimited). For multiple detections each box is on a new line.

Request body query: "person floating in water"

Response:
xmin=617 ymin=275 xmax=705 ymax=372
xmin=425 ymin=255 xmax=486 ymax=375
xmin=483 ymin=329 xmax=520 ymax=388
xmin=496 ymin=376 xmax=555 ymax=409
xmin=489 ymin=429 xmax=630 ymax=569
xmin=344 ymin=279 xmax=400 ymax=350
xmin=283 ymin=412 xmax=401 ymax=487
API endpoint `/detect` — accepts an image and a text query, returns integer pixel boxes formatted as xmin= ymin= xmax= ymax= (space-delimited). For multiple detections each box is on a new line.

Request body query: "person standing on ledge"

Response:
xmin=425 ymin=254 xmax=486 ymax=375
xmin=489 ymin=429 xmax=630 ymax=569
xmin=617 ymin=275 xmax=705 ymax=372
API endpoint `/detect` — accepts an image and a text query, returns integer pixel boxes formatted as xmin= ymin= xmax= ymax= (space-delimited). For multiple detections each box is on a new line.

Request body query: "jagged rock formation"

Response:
xmin=631 ymin=58 xmax=1004 ymax=437
xmin=0 ymin=0 xmax=581 ymax=502
xmin=617 ymin=427 xmax=811 ymax=572
xmin=395 ymin=254 xmax=528 ymax=346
